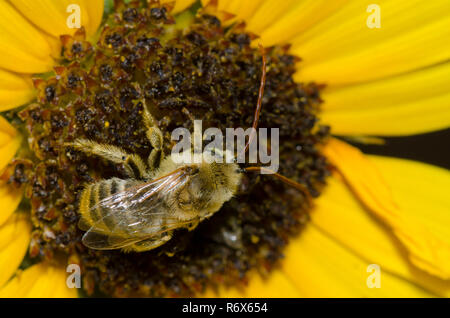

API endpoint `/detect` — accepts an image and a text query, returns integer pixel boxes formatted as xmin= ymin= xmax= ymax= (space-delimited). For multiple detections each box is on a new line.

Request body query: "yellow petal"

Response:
xmin=9 ymin=0 xmax=103 ymax=38
xmin=281 ymin=223 xmax=435 ymax=297
xmin=311 ymin=174 xmax=450 ymax=297
xmin=208 ymin=1 xmax=450 ymax=86
xmin=82 ymin=0 xmax=104 ymax=36
xmin=0 ymin=1 xmax=54 ymax=74
xmin=201 ymin=0 xmax=266 ymax=25
xmin=369 ymin=155 xmax=450 ymax=264
xmin=0 ymin=182 xmax=22 ymax=228
xmin=0 ymin=69 xmax=34 ymax=111
xmin=322 ymin=138 xmax=450 ymax=279
xmin=291 ymin=0 xmax=450 ymax=86
xmin=0 ymin=116 xmax=17 ymax=138
xmin=162 ymin=0 xmax=196 ymax=14
xmin=0 ymin=262 xmax=78 ymax=298
xmin=204 ymin=270 xmax=301 ymax=298
xmin=255 ymin=0 xmax=350 ymax=47
xmin=209 ymin=0 xmax=349 ymax=47
xmin=0 ymin=213 xmax=31 ymax=288
xmin=321 ymin=62 xmax=450 ymax=136
xmin=0 ymin=116 xmax=21 ymax=171
xmin=241 ymin=0 xmax=300 ymax=34
xmin=0 ymin=117 xmax=22 ymax=227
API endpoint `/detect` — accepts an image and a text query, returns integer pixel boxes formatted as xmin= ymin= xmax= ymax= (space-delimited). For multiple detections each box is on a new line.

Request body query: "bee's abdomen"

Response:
xmin=78 ymin=178 xmax=131 ymax=233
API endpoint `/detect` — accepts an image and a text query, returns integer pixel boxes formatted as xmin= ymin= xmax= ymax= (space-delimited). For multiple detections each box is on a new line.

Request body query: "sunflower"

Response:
xmin=0 ymin=0 xmax=449 ymax=298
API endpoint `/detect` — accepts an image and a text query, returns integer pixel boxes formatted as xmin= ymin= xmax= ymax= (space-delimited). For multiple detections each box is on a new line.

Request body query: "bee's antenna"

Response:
xmin=244 ymin=166 xmax=313 ymax=207
xmin=243 ymin=44 xmax=267 ymax=155
xmin=238 ymin=47 xmax=310 ymax=207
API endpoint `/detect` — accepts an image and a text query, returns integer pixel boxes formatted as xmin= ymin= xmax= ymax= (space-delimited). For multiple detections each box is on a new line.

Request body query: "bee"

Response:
xmin=69 ymin=47 xmax=311 ymax=252
xmin=72 ymin=136 xmax=242 ymax=252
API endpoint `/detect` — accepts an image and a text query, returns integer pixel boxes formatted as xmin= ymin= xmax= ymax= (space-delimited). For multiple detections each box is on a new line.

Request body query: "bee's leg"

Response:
xmin=67 ymin=139 xmax=148 ymax=179
xmin=125 ymin=232 xmax=173 ymax=253
xmin=187 ymin=218 xmax=200 ymax=231
xmin=142 ymin=103 xmax=164 ymax=171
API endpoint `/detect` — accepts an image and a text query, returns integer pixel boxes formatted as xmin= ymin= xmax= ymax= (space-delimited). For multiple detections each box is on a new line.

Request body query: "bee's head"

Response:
xmin=176 ymin=148 xmax=242 ymax=216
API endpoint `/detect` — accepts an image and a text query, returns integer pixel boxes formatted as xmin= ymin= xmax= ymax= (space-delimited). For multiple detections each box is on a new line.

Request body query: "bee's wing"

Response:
xmin=82 ymin=217 xmax=196 ymax=250
xmin=81 ymin=232 xmax=145 ymax=250
xmin=82 ymin=168 xmax=190 ymax=250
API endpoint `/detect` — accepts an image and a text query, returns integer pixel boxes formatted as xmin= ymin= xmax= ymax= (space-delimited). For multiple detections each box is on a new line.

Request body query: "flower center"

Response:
xmin=5 ymin=1 xmax=330 ymax=297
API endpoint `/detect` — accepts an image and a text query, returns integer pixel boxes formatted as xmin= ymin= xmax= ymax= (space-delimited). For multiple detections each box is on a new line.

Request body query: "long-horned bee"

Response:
xmin=69 ymin=47 xmax=310 ymax=252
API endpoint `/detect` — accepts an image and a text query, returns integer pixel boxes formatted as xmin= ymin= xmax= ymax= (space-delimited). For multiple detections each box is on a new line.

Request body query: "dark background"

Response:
xmin=346 ymin=128 xmax=450 ymax=169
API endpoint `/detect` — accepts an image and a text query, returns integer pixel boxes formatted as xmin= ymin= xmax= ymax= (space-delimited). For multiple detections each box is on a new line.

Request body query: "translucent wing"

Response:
xmin=82 ymin=167 xmax=192 ymax=250
xmin=82 ymin=218 xmax=196 ymax=250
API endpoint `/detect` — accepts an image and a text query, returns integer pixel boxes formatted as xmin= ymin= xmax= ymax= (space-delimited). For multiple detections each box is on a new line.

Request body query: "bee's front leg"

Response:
xmin=66 ymin=139 xmax=148 ymax=179
xmin=142 ymin=102 xmax=164 ymax=171
xmin=186 ymin=218 xmax=200 ymax=231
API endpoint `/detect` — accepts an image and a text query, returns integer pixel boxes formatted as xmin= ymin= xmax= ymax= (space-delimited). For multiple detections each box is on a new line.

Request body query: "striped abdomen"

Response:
xmin=78 ymin=178 xmax=140 ymax=235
